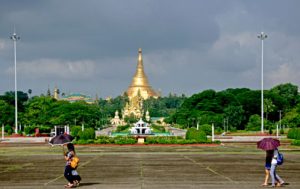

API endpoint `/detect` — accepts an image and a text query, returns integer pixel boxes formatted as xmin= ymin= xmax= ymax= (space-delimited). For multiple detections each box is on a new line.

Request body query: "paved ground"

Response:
xmin=0 ymin=143 xmax=299 ymax=189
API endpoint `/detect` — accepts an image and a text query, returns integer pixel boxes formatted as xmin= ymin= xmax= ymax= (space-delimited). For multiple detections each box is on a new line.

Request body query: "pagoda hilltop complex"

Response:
xmin=122 ymin=48 xmax=159 ymax=119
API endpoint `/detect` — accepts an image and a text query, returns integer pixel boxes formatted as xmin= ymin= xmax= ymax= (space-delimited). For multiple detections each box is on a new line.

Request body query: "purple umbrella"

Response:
xmin=257 ymin=138 xmax=280 ymax=151
xmin=49 ymin=134 xmax=74 ymax=146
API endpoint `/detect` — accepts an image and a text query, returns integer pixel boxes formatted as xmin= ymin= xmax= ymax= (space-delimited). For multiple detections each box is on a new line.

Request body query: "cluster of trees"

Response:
xmin=1 ymin=83 xmax=299 ymax=133
xmin=0 ymin=93 xmax=105 ymax=130
xmin=0 ymin=91 xmax=185 ymax=132
xmin=166 ymin=83 xmax=300 ymax=131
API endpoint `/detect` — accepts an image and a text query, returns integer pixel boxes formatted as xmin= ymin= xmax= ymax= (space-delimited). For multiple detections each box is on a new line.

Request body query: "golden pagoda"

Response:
xmin=122 ymin=48 xmax=158 ymax=119
xmin=126 ymin=48 xmax=158 ymax=100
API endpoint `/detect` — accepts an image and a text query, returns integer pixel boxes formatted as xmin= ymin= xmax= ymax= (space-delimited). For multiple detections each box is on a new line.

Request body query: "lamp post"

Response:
xmin=10 ymin=31 xmax=20 ymax=134
xmin=278 ymin=110 xmax=282 ymax=130
xmin=258 ymin=32 xmax=267 ymax=133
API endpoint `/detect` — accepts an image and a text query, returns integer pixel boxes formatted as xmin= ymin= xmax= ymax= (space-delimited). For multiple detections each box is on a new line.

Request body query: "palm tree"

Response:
xmin=28 ymin=89 xmax=32 ymax=99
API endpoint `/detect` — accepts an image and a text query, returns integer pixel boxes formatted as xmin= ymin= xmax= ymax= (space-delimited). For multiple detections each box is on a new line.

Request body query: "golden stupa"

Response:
xmin=126 ymin=48 xmax=158 ymax=100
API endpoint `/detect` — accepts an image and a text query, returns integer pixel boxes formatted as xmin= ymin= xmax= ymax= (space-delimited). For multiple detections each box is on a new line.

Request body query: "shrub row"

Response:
xmin=186 ymin=128 xmax=208 ymax=141
xmin=73 ymin=135 xmax=218 ymax=145
xmin=287 ymin=128 xmax=300 ymax=140
xmin=95 ymin=136 xmax=137 ymax=144
xmin=151 ymin=125 xmax=166 ymax=132
xmin=74 ymin=136 xmax=137 ymax=145
xmin=291 ymin=140 xmax=300 ymax=146
xmin=24 ymin=125 xmax=51 ymax=135
xmin=116 ymin=125 xmax=131 ymax=132
xmin=144 ymin=136 xmax=212 ymax=144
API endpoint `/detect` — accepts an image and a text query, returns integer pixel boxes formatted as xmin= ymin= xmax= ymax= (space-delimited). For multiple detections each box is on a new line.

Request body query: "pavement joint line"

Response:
xmin=182 ymin=155 xmax=238 ymax=184
xmin=140 ymin=158 xmax=144 ymax=189
xmin=44 ymin=155 xmax=101 ymax=186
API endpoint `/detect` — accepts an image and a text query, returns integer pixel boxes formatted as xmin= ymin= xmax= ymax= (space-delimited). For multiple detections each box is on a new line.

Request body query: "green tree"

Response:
xmin=0 ymin=100 xmax=14 ymax=126
xmin=22 ymin=96 xmax=56 ymax=126
xmin=246 ymin=114 xmax=261 ymax=131
xmin=270 ymin=83 xmax=299 ymax=109
xmin=264 ymin=98 xmax=275 ymax=120
xmin=224 ymin=105 xmax=245 ymax=130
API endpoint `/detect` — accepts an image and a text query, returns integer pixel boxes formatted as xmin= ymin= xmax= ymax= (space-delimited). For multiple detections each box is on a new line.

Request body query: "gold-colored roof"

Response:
xmin=126 ymin=48 xmax=158 ymax=99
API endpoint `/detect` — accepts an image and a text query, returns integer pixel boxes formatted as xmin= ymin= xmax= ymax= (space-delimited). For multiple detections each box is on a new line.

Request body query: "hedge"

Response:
xmin=24 ymin=125 xmax=51 ymax=135
xmin=93 ymin=136 xmax=137 ymax=144
xmin=78 ymin=128 xmax=95 ymax=140
xmin=291 ymin=140 xmax=300 ymax=146
xmin=116 ymin=125 xmax=131 ymax=132
xmin=151 ymin=125 xmax=166 ymax=132
xmin=186 ymin=128 xmax=208 ymax=142
xmin=287 ymin=128 xmax=300 ymax=140
xmin=144 ymin=136 xmax=214 ymax=144
xmin=70 ymin=126 xmax=82 ymax=138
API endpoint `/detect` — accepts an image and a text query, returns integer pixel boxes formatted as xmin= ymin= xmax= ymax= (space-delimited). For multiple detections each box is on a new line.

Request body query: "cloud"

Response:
xmin=1 ymin=1 xmax=300 ymax=97
xmin=0 ymin=39 xmax=5 ymax=50
xmin=5 ymin=59 xmax=96 ymax=80
xmin=267 ymin=63 xmax=300 ymax=87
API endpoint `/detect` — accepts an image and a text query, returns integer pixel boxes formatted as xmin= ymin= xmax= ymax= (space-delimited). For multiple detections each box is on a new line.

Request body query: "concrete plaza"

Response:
xmin=0 ymin=143 xmax=299 ymax=189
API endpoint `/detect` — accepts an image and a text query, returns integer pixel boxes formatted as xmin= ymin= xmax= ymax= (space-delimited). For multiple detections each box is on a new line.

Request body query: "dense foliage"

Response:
xmin=116 ymin=125 xmax=131 ymax=132
xmin=167 ymin=83 xmax=300 ymax=131
xmin=76 ymin=136 xmax=137 ymax=144
xmin=185 ymin=128 xmax=207 ymax=142
xmin=1 ymin=83 xmax=300 ymax=135
xmin=144 ymin=136 xmax=213 ymax=144
xmin=287 ymin=128 xmax=300 ymax=140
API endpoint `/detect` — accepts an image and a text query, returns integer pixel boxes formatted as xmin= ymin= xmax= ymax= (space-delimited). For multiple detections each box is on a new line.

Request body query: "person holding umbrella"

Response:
xmin=49 ymin=134 xmax=81 ymax=187
xmin=64 ymin=143 xmax=81 ymax=188
xmin=257 ymin=138 xmax=285 ymax=187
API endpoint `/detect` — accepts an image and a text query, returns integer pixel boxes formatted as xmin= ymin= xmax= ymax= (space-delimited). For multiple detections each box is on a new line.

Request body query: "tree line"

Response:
xmin=166 ymin=83 xmax=300 ymax=131
xmin=0 ymin=83 xmax=299 ymax=133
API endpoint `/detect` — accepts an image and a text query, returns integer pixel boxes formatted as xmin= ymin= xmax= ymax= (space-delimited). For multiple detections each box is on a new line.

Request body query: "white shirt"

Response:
xmin=271 ymin=149 xmax=278 ymax=165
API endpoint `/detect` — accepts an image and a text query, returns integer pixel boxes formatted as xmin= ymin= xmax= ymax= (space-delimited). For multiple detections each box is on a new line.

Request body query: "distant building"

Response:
xmin=60 ymin=93 xmax=94 ymax=104
xmin=52 ymin=86 xmax=95 ymax=104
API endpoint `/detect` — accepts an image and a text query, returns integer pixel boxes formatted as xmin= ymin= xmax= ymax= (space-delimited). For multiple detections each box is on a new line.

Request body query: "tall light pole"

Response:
xmin=10 ymin=31 xmax=20 ymax=134
xmin=278 ymin=110 xmax=282 ymax=129
xmin=258 ymin=32 xmax=267 ymax=133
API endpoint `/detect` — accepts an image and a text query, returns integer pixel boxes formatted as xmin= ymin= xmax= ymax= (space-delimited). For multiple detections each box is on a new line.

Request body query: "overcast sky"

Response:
xmin=0 ymin=0 xmax=300 ymax=98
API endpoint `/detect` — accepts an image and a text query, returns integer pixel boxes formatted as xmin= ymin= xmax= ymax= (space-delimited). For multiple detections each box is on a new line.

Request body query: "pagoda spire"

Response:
xmin=126 ymin=48 xmax=158 ymax=100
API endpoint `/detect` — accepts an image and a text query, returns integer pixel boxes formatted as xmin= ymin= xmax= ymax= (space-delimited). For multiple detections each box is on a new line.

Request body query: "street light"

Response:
xmin=278 ymin=110 xmax=282 ymax=129
xmin=10 ymin=31 xmax=20 ymax=134
xmin=258 ymin=32 xmax=267 ymax=133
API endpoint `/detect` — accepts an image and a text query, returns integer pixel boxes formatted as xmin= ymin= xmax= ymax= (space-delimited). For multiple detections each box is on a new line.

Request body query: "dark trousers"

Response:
xmin=64 ymin=165 xmax=74 ymax=183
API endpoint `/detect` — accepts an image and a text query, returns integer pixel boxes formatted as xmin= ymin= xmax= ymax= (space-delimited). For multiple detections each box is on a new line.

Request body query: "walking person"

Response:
xmin=270 ymin=148 xmax=284 ymax=187
xmin=261 ymin=150 xmax=273 ymax=186
xmin=64 ymin=143 xmax=81 ymax=188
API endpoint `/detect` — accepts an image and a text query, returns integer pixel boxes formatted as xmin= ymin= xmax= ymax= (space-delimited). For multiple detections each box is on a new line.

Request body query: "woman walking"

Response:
xmin=64 ymin=143 xmax=81 ymax=188
xmin=270 ymin=148 xmax=284 ymax=187
xmin=261 ymin=150 xmax=273 ymax=186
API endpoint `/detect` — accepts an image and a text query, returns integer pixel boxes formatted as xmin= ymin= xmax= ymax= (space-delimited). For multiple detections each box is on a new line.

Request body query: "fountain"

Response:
xmin=130 ymin=119 xmax=152 ymax=135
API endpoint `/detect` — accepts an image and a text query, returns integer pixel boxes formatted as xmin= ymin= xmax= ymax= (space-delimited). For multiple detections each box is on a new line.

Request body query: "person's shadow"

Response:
xmin=78 ymin=182 xmax=101 ymax=186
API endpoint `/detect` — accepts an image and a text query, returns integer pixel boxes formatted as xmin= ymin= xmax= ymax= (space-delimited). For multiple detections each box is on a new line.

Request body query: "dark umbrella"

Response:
xmin=49 ymin=134 xmax=74 ymax=146
xmin=257 ymin=137 xmax=280 ymax=151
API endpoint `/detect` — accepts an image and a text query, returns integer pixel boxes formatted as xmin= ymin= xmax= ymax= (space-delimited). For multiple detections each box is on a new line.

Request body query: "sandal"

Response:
xmin=64 ymin=183 xmax=74 ymax=188
xmin=74 ymin=180 xmax=80 ymax=186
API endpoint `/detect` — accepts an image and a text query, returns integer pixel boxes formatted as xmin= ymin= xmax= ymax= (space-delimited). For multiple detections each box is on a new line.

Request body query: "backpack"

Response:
xmin=70 ymin=156 xmax=80 ymax=168
xmin=277 ymin=151 xmax=284 ymax=165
